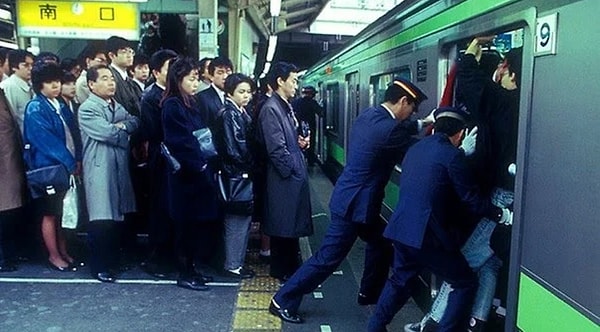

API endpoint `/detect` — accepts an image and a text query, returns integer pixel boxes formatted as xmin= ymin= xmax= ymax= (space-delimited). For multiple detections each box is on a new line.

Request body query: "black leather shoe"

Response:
xmin=357 ymin=292 xmax=378 ymax=305
xmin=95 ymin=272 xmax=116 ymax=283
xmin=0 ymin=264 xmax=17 ymax=272
xmin=177 ymin=277 xmax=209 ymax=291
xmin=269 ymin=299 xmax=303 ymax=324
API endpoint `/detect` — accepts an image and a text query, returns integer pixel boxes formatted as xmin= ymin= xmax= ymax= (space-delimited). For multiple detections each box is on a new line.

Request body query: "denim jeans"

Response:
xmin=429 ymin=188 xmax=513 ymax=322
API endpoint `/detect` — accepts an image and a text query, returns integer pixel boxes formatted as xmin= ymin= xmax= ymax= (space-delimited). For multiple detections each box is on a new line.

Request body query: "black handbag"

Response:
xmin=25 ymin=164 xmax=70 ymax=199
xmin=217 ymin=172 xmax=254 ymax=216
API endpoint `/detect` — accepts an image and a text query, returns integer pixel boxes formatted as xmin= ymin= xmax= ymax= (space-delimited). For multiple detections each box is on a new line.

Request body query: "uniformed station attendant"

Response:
xmin=269 ymin=77 xmax=433 ymax=324
xmin=368 ymin=106 xmax=513 ymax=332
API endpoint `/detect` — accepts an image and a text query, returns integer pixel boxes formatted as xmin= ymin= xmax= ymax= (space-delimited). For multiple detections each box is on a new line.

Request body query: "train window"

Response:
xmin=324 ymin=82 xmax=340 ymax=133
xmin=369 ymin=68 xmax=411 ymax=106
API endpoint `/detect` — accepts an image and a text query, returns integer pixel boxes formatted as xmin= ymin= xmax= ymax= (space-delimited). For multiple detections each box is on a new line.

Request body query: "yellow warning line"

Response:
xmin=231 ymin=252 xmax=282 ymax=332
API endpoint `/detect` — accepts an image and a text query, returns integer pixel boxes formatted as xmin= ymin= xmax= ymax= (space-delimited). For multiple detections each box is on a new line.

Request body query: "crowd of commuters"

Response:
xmin=0 ymin=33 xmax=519 ymax=331
xmin=0 ymin=36 xmax=314 ymax=291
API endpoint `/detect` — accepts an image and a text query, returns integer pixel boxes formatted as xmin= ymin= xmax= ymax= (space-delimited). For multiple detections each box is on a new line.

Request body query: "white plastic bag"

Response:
xmin=62 ymin=175 xmax=79 ymax=229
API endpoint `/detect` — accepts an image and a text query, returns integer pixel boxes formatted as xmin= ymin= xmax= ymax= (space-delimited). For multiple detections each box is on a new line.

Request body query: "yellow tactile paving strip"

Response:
xmin=232 ymin=251 xmax=282 ymax=332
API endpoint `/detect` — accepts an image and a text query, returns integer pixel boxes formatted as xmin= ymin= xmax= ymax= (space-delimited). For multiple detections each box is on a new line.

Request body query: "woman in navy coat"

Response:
xmin=162 ymin=57 xmax=220 ymax=291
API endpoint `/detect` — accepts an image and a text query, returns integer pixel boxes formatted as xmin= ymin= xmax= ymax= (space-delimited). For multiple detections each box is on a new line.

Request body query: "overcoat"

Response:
xmin=162 ymin=96 xmax=221 ymax=223
xmin=0 ymin=89 xmax=26 ymax=211
xmin=78 ymin=94 xmax=139 ymax=222
xmin=257 ymin=93 xmax=312 ymax=238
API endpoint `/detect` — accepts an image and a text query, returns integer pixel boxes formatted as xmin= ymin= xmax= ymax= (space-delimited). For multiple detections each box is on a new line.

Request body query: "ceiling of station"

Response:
xmin=237 ymin=0 xmax=329 ymax=35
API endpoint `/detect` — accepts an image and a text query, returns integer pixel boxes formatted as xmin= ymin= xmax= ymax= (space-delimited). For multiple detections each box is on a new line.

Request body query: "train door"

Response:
xmin=344 ymin=72 xmax=359 ymax=154
xmin=315 ymin=82 xmax=325 ymax=163
xmin=441 ymin=27 xmax=524 ymax=328
xmin=323 ymin=82 xmax=341 ymax=166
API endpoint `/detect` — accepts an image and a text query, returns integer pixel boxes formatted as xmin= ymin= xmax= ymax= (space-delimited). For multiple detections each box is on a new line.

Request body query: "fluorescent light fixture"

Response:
xmin=263 ymin=61 xmax=271 ymax=74
xmin=266 ymin=35 xmax=278 ymax=62
xmin=270 ymin=0 xmax=282 ymax=17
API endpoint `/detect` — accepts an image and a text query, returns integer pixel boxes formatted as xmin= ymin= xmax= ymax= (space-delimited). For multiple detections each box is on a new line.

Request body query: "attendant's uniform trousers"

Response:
xmin=273 ymin=213 xmax=392 ymax=312
xmin=368 ymin=239 xmax=476 ymax=332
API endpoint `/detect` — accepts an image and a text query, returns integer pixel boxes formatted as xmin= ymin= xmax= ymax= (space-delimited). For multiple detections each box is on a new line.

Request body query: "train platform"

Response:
xmin=0 ymin=166 xmax=423 ymax=332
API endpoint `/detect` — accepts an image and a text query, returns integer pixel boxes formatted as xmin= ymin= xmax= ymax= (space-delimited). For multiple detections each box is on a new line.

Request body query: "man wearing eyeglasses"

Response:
xmin=106 ymin=36 xmax=141 ymax=117
xmin=75 ymin=44 xmax=107 ymax=104
xmin=105 ymin=36 xmax=145 ymax=268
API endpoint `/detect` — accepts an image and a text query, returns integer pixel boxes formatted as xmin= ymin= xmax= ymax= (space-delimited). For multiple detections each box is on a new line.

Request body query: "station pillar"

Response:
xmin=197 ymin=0 xmax=218 ymax=58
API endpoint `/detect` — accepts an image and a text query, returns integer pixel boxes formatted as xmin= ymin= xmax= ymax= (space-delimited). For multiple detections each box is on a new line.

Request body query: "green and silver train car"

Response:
xmin=301 ymin=0 xmax=599 ymax=331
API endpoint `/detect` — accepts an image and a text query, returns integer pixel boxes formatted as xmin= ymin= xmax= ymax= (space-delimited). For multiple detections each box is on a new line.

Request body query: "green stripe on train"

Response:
xmin=517 ymin=273 xmax=600 ymax=331
xmin=307 ymin=0 xmax=513 ymax=80
xmin=329 ymin=141 xmax=345 ymax=165
xmin=383 ymin=181 xmax=399 ymax=210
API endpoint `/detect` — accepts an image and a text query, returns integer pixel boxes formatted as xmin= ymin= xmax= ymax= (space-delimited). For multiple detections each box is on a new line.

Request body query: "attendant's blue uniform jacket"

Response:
xmin=329 ymin=105 xmax=418 ymax=224
xmin=384 ymin=133 xmax=497 ymax=251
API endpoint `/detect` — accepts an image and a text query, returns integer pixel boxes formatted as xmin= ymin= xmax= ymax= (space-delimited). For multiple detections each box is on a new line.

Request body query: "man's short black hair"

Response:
xmin=434 ymin=117 xmax=465 ymax=137
xmin=208 ymin=56 xmax=233 ymax=75
xmin=132 ymin=54 xmax=149 ymax=68
xmin=149 ymin=49 xmax=177 ymax=72
xmin=8 ymin=49 xmax=34 ymax=72
xmin=266 ymin=62 xmax=298 ymax=92
xmin=86 ymin=64 xmax=110 ymax=83
xmin=105 ymin=36 xmax=131 ymax=54
xmin=504 ymin=47 xmax=523 ymax=88
xmin=31 ymin=62 xmax=63 ymax=93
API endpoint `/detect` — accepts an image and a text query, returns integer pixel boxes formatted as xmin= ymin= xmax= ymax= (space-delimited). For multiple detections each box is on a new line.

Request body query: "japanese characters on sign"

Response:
xmin=17 ymin=1 xmax=139 ymax=40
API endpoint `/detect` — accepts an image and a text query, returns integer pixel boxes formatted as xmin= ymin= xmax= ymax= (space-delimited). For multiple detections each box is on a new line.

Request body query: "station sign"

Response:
xmin=16 ymin=1 xmax=139 ymax=40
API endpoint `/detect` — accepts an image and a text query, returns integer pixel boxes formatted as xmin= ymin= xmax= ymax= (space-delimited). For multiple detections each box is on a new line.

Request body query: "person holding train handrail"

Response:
xmin=269 ymin=77 xmax=434 ymax=324
xmin=405 ymin=36 xmax=522 ymax=332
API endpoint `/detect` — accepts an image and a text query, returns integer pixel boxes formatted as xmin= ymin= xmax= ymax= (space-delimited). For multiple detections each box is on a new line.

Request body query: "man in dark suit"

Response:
xmin=196 ymin=56 xmax=233 ymax=131
xmin=269 ymin=78 xmax=432 ymax=324
xmin=138 ymin=49 xmax=178 ymax=278
xmin=291 ymin=86 xmax=323 ymax=166
xmin=105 ymin=36 xmax=145 ymax=264
xmin=106 ymin=36 xmax=142 ymax=117
xmin=367 ymin=107 xmax=513 ymax=332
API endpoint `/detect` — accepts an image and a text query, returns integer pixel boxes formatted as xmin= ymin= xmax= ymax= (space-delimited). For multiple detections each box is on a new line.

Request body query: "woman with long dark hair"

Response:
xmin=161 ymin=57 xmax=220 ymax=291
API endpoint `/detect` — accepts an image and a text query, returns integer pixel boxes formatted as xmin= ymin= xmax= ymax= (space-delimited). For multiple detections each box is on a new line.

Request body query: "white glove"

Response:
xmin=499 ymin=208 xmax=513 ymax=226
xmin=424 ymin=108 xmax=436 ymax=124
xmin=460 ymin=126 xmax=478 ymax=156
xmin=508 ymin=163 xmax=516 ymax=176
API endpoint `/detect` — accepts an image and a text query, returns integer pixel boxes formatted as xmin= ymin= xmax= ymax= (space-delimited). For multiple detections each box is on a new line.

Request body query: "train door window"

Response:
xmin=324 ymin=82 xmax=340 ymax=133
xmin=369 ymin=68 xmax=411 ymax=106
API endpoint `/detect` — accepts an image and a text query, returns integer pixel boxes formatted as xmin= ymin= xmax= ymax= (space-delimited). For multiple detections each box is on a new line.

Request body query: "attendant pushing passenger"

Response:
xmin=405 ymin=36 xmax=522 ymax=332
xmin=368 ymin=106 xmax=512 ymax=332
xmin=269 ymin=78 xmax=432 ymax=324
